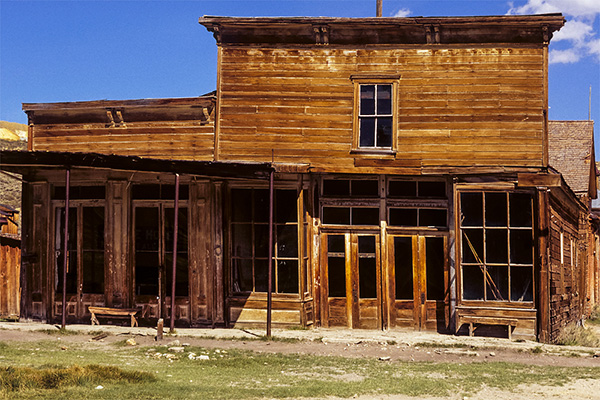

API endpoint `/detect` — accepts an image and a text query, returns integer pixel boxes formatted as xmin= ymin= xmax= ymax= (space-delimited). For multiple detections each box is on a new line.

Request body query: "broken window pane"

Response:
xmin=510 ymin=266 xmax=533 ymax=302
xmin=485 ymin=229 xmax=508 ymax=264
xmin=462 ymin=229 xmax=483 ymax=264
xmin=485 ymin=192 xmax=507 ymax=227
xmin=509 ymin=193 xmax=533 ymax=227
xmin=486 ymin=266 xmax=508 ymax=301
xmin=460 ymin=193 xmax=483 ymax=226
xmin=394 ymin=237 xmax=413 ymax=300
xmin=462 ymin=266 xmax=484 ymax=300
xmin=426 ymin=237 xmax=445 ymax=301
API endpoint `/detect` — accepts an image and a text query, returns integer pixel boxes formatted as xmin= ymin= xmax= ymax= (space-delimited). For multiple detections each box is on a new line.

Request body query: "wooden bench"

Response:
xmin=88 ymin=306 xmax=140 ymax=327
xmin=456 ymin=315 xmax=518 ymax=340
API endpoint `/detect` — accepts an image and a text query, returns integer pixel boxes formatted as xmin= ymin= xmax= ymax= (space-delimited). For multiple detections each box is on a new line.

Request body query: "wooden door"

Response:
xmin=321 ymin=232 xmax=381 ymax=329
xmin=388 ymin=235 xmax=448 ymax=331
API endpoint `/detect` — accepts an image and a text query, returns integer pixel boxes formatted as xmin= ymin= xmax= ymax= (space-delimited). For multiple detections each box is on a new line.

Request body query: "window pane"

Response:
xmin=426 ymin=237 xmax=445 ymax=301
xmin=232 ymin=224 xmax=252 ymax=257
xmin=510 ymin=229 xmax=533 ymax=264
xmin=510 ymin=193 xmax=533 ymax=227
xmin=323 ymin=179 xmax=349 ymax=197
xmin=486 ymin=229 xmax=508 ymax=264
xmin=358 ymin=235 xmax=376 ymax=254
xmin=254 ymin=189 xmax=269 ymax=223
xmin=511 ymin=266 xmax=533 ymax=302
xmin=328 ymin=256 xmax=346 ymax=297
xmin=351 ymin=180 xmax=379 ymax=197
xmin=165 ymin=254 xmax=189 ymax=296
xmin=394 ymin=237 xmax=413 ymax=300
xmin=462 ymin=229 xmax=483 ymax=264
xmin=254 ymin=259 xmax=269 ymax=292
xmin=486 ymin=266 xmax=508 ymax=301
xmin=232 ymin=259 xmax=253 ymax=292
xmin=82 ymin=207 xmax=104 ymax=250
xmin=161 ymin=185 xmax=189 ymax=200
xmin=377 ymin=84 xmax=392 ymax=114
xmin=462 ymin=265 xmax=484 ymax=300
xmin=135 ymin=207 xmax=159 ymax=296
xmin=388 ymin=181 xmax=417 ymax=197
xmin=82 ymin=207 xmax=104 ymax=294
xmin=322 ymin=207 xmax=350 ymax=225
xmin=276 ymin=190 xmax=297 ymax=223
xmin=328 ymin=235 xmax=345 ymax=254
xmin=254 ymin=224 xmax=269 ymax=258
xmin=460 ymin=193 xmax=483 ymax=226
xmin=277 ymin=260 xmax=299 ymax=294
xmin=277 ymin=225 xmax=298 ymax=258
xmin=352 ymin=208 xmax=379 ymax=225
xmin=231 ymin=189 xmax=253 ymax=222
xmin=360 ymin=85 xmax=376 ymax=115
xmin=485 ymin=192 xmax=507 ymax=227
xmin=376 ymin=117 xmax=393 ymax=148
xmin=389 ymin=208 xmax=417 ymax=226
xmin=359 ymin=257 xmax=377 ymax=299
xmin=132 ymin=184 xmax=160 ymax=200
xmin=359 ymin=118 xmax=376 ymax=147
xmin=165 ymin=208 xmax=188 ymax=252
xmin=418 ymin=181 xmax=446 ymax=198
xmin=82 ymin=251 xmax=104 ymax=294
xmin=419 ymin=209 xmax=447 ymax=227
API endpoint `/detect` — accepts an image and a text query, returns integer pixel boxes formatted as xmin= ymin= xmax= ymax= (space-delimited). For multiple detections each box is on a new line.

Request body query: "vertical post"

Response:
xmin=61 ymin=169 xmax=70 ymax=329
xmin=376 ymin=0 xmax=382 ymax=17
xmin=266 ymin=170 xmax=274 ymax=337
xmin=170 ymin=174 xmax=180 ymax=333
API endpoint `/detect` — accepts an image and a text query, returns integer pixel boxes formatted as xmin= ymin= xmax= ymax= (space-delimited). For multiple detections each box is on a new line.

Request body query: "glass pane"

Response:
xmin=352 ymin=207 xmax=379 ymax=225
xmin=360 ymin=85 xmax=375 ymax=115
xmin=418 ymin=181 xmax=446 ymax=198
xmin=358 ymin=235 xmax=376 ymax=254
xmin=486 ymin=266 xmax=508 ymax=301
xmin=277 ymin=225 xmax=298 ymax=258
xmin=388 ymin=181 xmax=416 ymax=197
xmin=135 ymin=208 xmax=159 ymax=251
xmin=328 ymin=235 xmax=345 ymax=254
xmin=351 ymin=180 xmax=379 ymax=197
xmin=165 ymin=254 xmax=189 ymax=296
xmin=486 ymin=229 xmax=508 ymax=264
xmin=419 ymin=209 xmax=447 ymax=227
xmin=462 ymin=229 xmax=483 ymax=264
xmin=82 ymin=251 xmax=104 ymax=294
xmin=328 ymin=256 xmax=346 ymax=298
xmin=54 ymin=186 xmax=106 ymax=200
xmin=376 ymin=117 xmax=393 ymax=148
xmin=254 ymin=189 xmax=270 ymax=223
xmin=511 ymin=266 xmax=533 ymax=302
xmin=277 ymin=260 xmax=299 ymax=294
xmin=460 ymin=192 xmax=483 ymax=226
xmin=135 ymin=207 xmax=159 ymax=296
xmin=359 ymin=118 xmax=376 ymax=147
xmin=82 ymin=207 xmax=104 ymax=294
xmin=161 ymin=185 xmax=189 ymax=200
xmin=510 ymin=193 xmax=533 ymax=227
xmin=275 ymin=190 xmax=298 ymax=223
xmin=82 ymin=207 xmax=104 ymax=250
xmin=389 ymin=208 xmax=417 ymax=226
xmin=462 ymin=265 xmax=484 ymax=300
xmin=377 ymin=84 xmax=392 ymax=114
xmin=254 ymin=224 xmax=269 ymax=258
xmin=132 ymin=184 xmax=160 ymax=200
xmin=232 ymin=224 xmax=252 ymax=257
xmin=323 ymin=180 xmax=350 ymax=197
xmin=485 ymin=192 xmax=507 ymax=227
xmin=510 ymin=229 xmax=533 ymax=264
xmin=231 ymin=189 xmax=252 ymax=222
xmin=254 ymin=259 xmax=269 ymax=292
xmin=135 ymin=252 xmax=159 ymax=296
xmin=426 ymin=237 xmax=445 ymax=301
xmin=56 ymin=207 xmax=77 ymax=294
xmin=232 ymin=259 xmax=253 ymax=292
xmin=359 ymin=257 xmax=377 ymax=299
xmin=394 ymin=237 xmax=413 ymax=300
xmin=322 ymin=207 xmax=350 ymax=225
xmin=165 ymin=208 xmax=188 ymax=252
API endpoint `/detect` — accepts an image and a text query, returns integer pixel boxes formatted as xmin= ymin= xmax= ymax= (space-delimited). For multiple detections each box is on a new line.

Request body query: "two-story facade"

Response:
xmin=4 ymin=14 xmax=595 ymax=342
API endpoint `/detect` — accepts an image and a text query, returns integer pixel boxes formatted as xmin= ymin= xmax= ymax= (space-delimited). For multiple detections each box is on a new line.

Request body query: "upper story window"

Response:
xmin=351 ymin=75 xmax=399 ymax=153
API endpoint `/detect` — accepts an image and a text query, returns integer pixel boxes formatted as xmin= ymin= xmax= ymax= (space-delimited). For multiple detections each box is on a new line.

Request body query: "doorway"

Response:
xmin=387 ymin=235 xmax=448 ymax=331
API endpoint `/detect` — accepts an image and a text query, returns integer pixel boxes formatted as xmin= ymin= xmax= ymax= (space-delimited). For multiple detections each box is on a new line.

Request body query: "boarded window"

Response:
xmin=460 ymin=191 xmax=533 ymax=303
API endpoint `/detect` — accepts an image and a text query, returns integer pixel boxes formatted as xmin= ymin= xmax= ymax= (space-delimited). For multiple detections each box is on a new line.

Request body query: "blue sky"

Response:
xmin=1 ymin=0 xmax=599 ymax=130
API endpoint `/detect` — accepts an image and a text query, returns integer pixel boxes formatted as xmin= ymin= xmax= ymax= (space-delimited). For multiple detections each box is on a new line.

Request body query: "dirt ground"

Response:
xmin=2 ymin=321 xmax=600 ymax=399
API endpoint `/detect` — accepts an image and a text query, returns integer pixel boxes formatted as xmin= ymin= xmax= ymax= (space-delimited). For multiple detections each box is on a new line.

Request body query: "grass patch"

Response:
xmin=412 ymin=342 xmax=476 ymax=350
xmin=36 ymin=327 xmax=79 ymax=336
xmin=530 ymin=346 xmax=544 ymax=354
xmin=556 ymin=323 xmax=600 ymax=347
xmin=588 ymin=305 xmax=600 ymax=325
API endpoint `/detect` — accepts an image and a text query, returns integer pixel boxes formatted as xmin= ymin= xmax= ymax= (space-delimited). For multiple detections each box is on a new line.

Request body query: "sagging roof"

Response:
xmin=548 ymin=120 xmax=597 ymax=198
xmin=0 ymin=150 xmax=273 ymax=180
xmin=22 ymin=94 xmax=216 ymax=125
xmin=199 ymin=14 xmax=565 ymax=46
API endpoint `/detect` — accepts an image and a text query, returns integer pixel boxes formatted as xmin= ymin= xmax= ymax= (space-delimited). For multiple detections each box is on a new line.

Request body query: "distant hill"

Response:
xmin=0 ymin=121 xmax=27 ymax=212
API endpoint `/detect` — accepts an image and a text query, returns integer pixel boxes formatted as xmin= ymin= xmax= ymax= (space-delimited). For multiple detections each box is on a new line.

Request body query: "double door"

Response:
xmin=321 ymin=232 xmax=448 ymax=331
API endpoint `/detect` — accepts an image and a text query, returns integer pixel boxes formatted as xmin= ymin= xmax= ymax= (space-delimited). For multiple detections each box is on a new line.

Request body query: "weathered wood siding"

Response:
xmin=217 ymin=47 xmax=545 ymax=172
xmin=0 ymin=237 xmax=20 ymax=319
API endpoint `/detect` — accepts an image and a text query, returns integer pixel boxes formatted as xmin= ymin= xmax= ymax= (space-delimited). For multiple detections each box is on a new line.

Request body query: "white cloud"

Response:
xmin=549 ymin=48 xmax=581 ymax=63
xmin=508 ymin=0 xmax=599 ymax=63
xmin=392 ymin=8 xmax=411 ymax=18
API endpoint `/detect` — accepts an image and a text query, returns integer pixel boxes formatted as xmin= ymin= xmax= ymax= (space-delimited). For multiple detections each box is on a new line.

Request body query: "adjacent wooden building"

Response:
xmin=3 ymin=13 xmax=598 ymax=341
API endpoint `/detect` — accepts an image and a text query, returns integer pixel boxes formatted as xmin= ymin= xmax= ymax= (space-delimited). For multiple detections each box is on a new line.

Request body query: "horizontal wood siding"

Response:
xmin=218 ymin=47 xmax=545 ymax=172
xmin=32 ymin=121 xmax=215 ymax=161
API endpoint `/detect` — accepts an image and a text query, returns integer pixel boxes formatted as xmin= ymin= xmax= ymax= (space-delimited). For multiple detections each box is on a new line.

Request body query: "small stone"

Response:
xmin=489 ymin=352 xmax=496 ymax=357
xmin=182 ymin=342 xmax=191 ymax=347
xmin=125 ymin=338 xmax=137 ymax=346
xmin=60 ymin=346 xmax=68 ymax=351
xmin=378 ymin=356 xmax=391 ymax=361
xmin=188 ymin=353 xmax=197 ymax=360
xmin=95 ymin=385 xmax=104 ymax=390
xmin=168 ymin=339 xmax=181 ymax=346
xmin=198 ymin=355 xmax=210 ymax=360
xmin=168 ymin=346 xmax=185 ymax=353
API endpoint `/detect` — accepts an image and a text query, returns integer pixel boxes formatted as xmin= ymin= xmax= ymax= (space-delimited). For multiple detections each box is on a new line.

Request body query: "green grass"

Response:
xmin=556 ymin=323 xmax=600 ymax=347
xmin=0 ymin=339 xmax=599 ymax=399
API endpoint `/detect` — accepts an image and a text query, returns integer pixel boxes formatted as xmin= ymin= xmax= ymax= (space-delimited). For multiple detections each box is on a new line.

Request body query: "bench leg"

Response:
xmin=508 ymin=325 xmax=512 ymax=340
xmin=91 ymin=313 xmax=99 ymax=326
xmin=469 ymin=322 xmax=474 ymax=337
xmin=131 ymin=314 xmax=138 ymax=328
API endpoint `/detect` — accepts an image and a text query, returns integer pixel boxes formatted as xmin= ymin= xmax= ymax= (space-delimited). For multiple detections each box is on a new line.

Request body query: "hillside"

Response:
xmin=0 ymin=121 xmax=27 ymax=212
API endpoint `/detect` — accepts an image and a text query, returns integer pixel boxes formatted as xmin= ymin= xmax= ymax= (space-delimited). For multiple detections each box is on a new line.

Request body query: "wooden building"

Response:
xmin=0 ymin=204 xmax=20 ymax=320
xmin=3 ymin=13 xmax=597 ymax=341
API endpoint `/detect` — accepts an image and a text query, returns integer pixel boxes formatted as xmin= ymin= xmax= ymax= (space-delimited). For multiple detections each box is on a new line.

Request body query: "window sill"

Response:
xmin=350 ymin=148 xmax=396 ymax=157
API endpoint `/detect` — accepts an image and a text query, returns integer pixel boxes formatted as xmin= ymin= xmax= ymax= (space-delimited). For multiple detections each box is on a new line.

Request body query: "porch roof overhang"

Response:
xmin=0 ymin=150 xmax=274 ymax=180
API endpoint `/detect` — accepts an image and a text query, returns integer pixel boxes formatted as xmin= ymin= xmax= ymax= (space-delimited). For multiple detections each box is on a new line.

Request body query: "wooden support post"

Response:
xmin=376 ymin=0 xmax=382 ymax=17
xmin=537 ymin=188 xmax=550 ymax=342
xmin=266 ymin=170 xmax=274 ymax=338
xmin=170 ymin=174 xmax=180 ymax=333
xmin=61 ymin=169 xmax=70 ymax=330
xmin=157 ymin=318 xmax=163 ymax=341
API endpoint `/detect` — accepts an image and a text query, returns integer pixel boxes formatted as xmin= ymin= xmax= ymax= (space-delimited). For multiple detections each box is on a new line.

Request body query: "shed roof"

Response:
xmin=548 ymin=120 xmax=596 ymax=198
